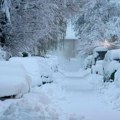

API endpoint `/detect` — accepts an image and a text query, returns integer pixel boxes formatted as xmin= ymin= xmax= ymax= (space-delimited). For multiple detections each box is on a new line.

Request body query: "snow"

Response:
xmin=103 ymin=49 xmax=120 ymax=80
xmin=104 ymin=49 xmax=120 ymax=61
xmin=0 ymin=48 xmax=7 ymax=61
xmin=10 ymin=57 xmax=53 ymax=86
xmin=103 ymin=60 xmax=120 ymax=78
xmin=93 ymin=47 xmax=108 ymax=53
xmin=92 ymin=60 xmax=103 ymax=75
xmin=0 ymin=55 xmax=120 ymax=120
xmin=115 ymin=67 xmax=120 ymax=85
xmin=0 ymin=61 xmax=31 ymax=98
xmin=84 ymin=55 xmax=92 ymax=69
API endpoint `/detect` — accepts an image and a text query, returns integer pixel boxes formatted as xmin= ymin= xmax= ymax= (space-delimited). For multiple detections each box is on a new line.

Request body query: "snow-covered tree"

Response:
xmin=74 ymin=0 xmax=120 ymax=56
xmin=0 ymin=0 xmax=78 ymax=56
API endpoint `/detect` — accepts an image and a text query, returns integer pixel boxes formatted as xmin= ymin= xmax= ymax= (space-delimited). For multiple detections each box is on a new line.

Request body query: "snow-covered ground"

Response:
xmin=0 ymin=56 xmax=120 ymax=120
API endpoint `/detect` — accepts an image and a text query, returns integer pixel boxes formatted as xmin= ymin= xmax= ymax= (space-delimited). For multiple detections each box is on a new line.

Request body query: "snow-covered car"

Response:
xmin=84 ymin=55 xmax=92 ymax=69
xmin=10 ymin=57 xmax=53 ymax=86
xmin=103 ymin=49 xmax=120 ymax=82
xmin=91 ymin=60 xmax=103 ymax=75
xmin=0 ymin=61 xmax=31 ymax=98
xmin=92 ymin=47 xmax=108 ymax=65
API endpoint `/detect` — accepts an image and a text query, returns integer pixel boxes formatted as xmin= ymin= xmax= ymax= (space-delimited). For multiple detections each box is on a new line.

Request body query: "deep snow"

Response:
xmin=0 ymin=56 xmax=120 ymax=120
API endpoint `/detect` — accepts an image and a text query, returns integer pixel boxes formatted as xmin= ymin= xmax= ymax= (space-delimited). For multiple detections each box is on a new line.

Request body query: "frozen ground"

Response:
xmin=0 ymin=57 xmax=120 ymax=120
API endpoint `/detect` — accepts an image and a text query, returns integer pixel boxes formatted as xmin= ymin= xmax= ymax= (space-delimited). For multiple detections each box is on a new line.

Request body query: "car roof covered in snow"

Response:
xmin=104 ymin=49 xmax=120 ymax=61
xmin=93 ymin=47 xmax=108 ymax=53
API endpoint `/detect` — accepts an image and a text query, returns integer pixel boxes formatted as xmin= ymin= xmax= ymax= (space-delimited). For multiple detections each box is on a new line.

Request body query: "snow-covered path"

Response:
xmin=54 ymin=69 xmax=120 ymax=120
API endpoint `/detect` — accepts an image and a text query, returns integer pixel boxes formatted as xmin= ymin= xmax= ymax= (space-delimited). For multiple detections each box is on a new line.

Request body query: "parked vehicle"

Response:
xmin=103 ymin=49 xmax=120 ymax=82
xmin=92 ymin=47 xmax=108 ymax=65
xmin=90 ymin=47 xmax=108 ymax=74
xmin=10 ymin=57 xmax=53 ymax=86
xmin=0 ymin=61 xmax=31 ymax=99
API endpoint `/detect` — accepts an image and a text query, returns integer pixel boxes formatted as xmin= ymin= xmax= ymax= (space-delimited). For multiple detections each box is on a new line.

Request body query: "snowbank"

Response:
xmin=10 ymin=57 xmax=53 ymax=86
xmin=0 ymin=61 xmax=31 ymax=98
xmin=92 ymin=60 xmax=103 ymax=75
xmin=45 ymin=55 xmax=59 ymax=72
xmin=84 ymin=55 xmax=92 ymax=69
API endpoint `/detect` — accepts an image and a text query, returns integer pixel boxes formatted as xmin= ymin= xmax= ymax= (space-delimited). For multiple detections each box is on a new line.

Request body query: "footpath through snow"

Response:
xmin=55 ymin=69 xmax=120 ymax=120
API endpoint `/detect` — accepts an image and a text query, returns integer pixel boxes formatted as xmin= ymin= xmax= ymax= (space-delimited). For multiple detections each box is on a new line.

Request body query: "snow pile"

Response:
xmin=10 ymin=57 xmax=53 ymax=86
xmin=45 ymin=55 xmax=59 ymax=72
xmin=0 ymin=61 xmax=31 ymax=98
xmin=0 ymin=88 xmax=60 ymax=120
xmin=92 ymin=60 xmax=103 ymax=75
xmin=0 ymin=83 xmax=72 ymax=120
xmin=100 ymin=82 xmax=120 ymax=111
xmin=84 ymin=55 xmax=92 ymax=69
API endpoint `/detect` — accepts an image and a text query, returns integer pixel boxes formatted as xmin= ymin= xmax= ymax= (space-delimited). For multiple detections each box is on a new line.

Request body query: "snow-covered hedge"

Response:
xmin=10 ymin=57 xmax=53 ymax=86
xmin=0 ymin=61 xmax=31 ymax=98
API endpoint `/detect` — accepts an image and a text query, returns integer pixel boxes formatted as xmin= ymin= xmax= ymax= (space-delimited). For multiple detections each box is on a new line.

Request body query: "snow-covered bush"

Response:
xmin=10 ymin=57 xmax=53 ymax=86
xmin=0 ymin=61 xmax=31 ymax=98
xmin=84 ymin=55 xmax=92 ymax=69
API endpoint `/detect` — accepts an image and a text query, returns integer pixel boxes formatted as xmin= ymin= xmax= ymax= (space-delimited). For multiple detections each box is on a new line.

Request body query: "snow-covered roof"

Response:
xmin=65 ymin=21 xmax=78 ymax=40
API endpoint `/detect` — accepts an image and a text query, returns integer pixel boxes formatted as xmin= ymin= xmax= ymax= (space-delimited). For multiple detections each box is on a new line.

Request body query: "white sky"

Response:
xmin=65 ymin=21 xmax=78 ymax=39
